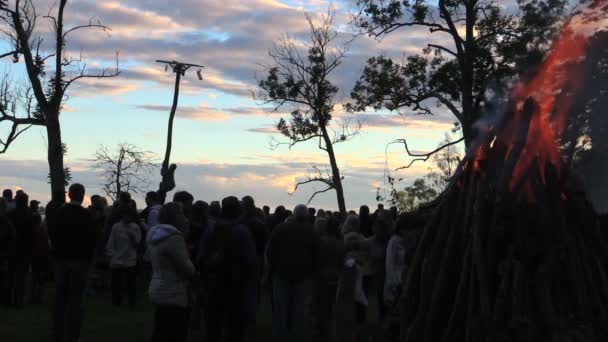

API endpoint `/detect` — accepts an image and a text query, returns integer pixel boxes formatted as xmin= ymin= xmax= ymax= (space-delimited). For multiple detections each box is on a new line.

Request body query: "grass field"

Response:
xmin=0 ymin=278 xmax=384 ymax=342
xmin=0 ymin=283 xmax=274 ymax=342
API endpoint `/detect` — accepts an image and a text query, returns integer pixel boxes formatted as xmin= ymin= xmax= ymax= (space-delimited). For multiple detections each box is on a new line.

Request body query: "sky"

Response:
xmin=1 ymin=0 xmax=471 ymax=210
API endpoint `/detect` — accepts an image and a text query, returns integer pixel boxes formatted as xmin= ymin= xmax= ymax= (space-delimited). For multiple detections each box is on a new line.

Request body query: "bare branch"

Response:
xmin=289 ymin=165 xmax=335 ymax=205
xmin=63 ymin=18 xmax=111 ymax=39
xmin=391 ymin=136 xmax=465 ymax=171
xmin=63 ymin=51 xmax=120 ymax=91
xmin=427 ymin=44 xmax=458 ymax=57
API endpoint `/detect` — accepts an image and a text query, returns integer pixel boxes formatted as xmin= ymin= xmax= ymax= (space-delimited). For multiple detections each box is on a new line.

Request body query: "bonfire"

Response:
xmin=399 ymin=1 xmax=608 ymax=341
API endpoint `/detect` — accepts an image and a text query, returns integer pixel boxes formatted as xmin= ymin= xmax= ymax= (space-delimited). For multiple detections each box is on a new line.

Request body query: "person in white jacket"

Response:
xmin=106 ymin=200 xmax=142 ymax=311
xmin=384 ymin=226 xmax=405 ymax=307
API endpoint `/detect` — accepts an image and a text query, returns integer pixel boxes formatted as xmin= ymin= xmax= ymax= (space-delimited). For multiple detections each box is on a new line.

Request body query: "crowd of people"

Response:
xmin=0 ymin=183 xmax=430 ymax=342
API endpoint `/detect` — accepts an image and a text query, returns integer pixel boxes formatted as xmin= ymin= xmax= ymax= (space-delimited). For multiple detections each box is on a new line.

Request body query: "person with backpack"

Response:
xmin=197 ymin=196 xmax=258 ymax=342
xmin=105 ymin=199 xmax=141 ymax=311
xmin=147 ymin=202 xmax=196 ymax=342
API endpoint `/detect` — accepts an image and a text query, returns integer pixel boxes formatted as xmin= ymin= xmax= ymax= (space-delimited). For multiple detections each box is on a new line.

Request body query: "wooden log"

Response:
xmin=423 ymin=185 xmax=471 ymax=341
xmin=441 ymin=242 xmax=473 ymax=342
xmin=496 ymin=98 xmax=536 ymax=194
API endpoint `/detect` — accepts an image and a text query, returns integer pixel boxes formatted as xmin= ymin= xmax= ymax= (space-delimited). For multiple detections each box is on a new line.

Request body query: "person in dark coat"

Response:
xmin=317 ymin=216 xmax=345 ymax=341
xmin=359 ymin=205 xmax=373 ymax=238
xmin=267 ymin=204 xmax=320 ymax=342
xmin=198 ymin=196 xmax=258 ymax=342
xmin=48 ymin=184 xmax=98 ymax=342
xmin=30 ymin=201 xmax=50 ymax=304
xmin=0 ymin=199 xmax=16 ymax=306
xmin=7 ymin=191 xmax=35 ymax=308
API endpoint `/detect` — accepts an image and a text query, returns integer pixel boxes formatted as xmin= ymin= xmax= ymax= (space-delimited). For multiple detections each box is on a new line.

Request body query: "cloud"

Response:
xmin=37 ymin=0 xmax=439 ymax=102
xmin=247 ymin=126 xmax=280 ymax=134
xmin=135 ymin=103 xmax=283 ymax=122
xmin=0 ymin=154 xmax=427 ymax=211
xmin=135 ymin=104 xmax=231 ymax=122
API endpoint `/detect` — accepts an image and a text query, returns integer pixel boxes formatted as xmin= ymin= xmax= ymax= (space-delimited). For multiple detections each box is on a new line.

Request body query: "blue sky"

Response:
xmin=0 ymin=0 xmax=462 ymax=209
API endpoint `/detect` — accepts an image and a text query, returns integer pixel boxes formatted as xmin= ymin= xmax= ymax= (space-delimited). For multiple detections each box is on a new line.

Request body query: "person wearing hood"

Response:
xmin=147 ymin=202 xmax=196 ymax=342
xmin=106 ymin=199 xmax=141 ymax=310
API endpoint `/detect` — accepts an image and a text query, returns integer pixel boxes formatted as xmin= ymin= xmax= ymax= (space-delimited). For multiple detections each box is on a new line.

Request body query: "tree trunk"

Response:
xmin=163 ymin=67 xmax=181 ymax=171
xmin=321 ymin=125 xmax=347 ymax=215
xmin=461 ymin=4 xmax=477 ymax=151
xmin=116 ymin=149 xmax=123 ymax=201
xmin=157 ymin=66 xmax=182 ymax=203
xmin=46 ymin=111 xmax=66 ymax=204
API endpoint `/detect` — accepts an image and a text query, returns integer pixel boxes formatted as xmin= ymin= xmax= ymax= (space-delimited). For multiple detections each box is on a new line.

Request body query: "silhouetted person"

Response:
xmin=267 ymin=205 xmax=287 ymax=232
xmin=268 ymin=204 xmax=320 ymax=342
xmin=209 ymin=201 xmax=221 ymax=221
xmin=147 ymin=202 xmax=196 ymax=342
xmin=7 ymin=191 xmax=35 ymax=308
xmin=88 ymin=194 xmax=110 ymax=294
xmin=173 ymin=191 xmax=194 ymax=221
xmin=48 ymin=183 xmax=97 ymax=342
xmin=317 ymin=216 xmax=345 ymax=341
xmin=104 ymin=192 xmax=132 ymax=242
xmin=240 ymin=195 xmax=268 ymax=328
xmin=342 ymin=214 xmax=369 ymax=325
xmin=190 ymin=200 xmax=210 ymax=260
xmin=106 ymin=200 xmax=141 ymax=311
xmin=359 ymin=205 xmax=373 ymax=238
xmin=368 ymin=210 xmax=393 ymax=321
xmin=240 ymin=196 xmax=268 ymax=266
xmin=0 ymin=199 xmax=16 ymax=306
xmin=141 ymin=191 xmax=162 ymax=231
xmin=308 ymin=207 xmax=317 ymax=224
xmin=30 ymin=200 xmax=49 ymax=304
xmin=198 ymin=196 xmax=258 ymax=342
xmin=2 ymin=189 xmax=15 ymax=212
xmin=262 ymin=205 xmax=271 ymax=219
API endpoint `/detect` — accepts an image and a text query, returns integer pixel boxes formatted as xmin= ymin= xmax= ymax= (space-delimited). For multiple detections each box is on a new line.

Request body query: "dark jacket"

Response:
xmin=48 ymin=203 xmax=97 ymax=261
xmin=197 ymin=219 xmax=258 ymax=321
xmin=319 ymin=235 xmax=345 ymax=282
xmin=241 ymin=215 xmax=268 ymax=259
xmin=8 ymin=208 xmax=36 ymax=260
xmin=0 ymin=216 xmax=16 ymax=260
xmin=268 ymin=219 xmax=320 ymax=282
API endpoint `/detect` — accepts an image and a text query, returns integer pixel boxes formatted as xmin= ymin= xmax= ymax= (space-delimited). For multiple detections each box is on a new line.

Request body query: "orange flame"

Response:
xmin=467 ymin=0 xmax=607 ymax=201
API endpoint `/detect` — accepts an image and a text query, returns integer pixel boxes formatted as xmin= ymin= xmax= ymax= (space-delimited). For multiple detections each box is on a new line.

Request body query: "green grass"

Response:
xmin=0 ymin=280 xmax=383 ymax=342
xmin=0 ymin=283 xmax=274 ymax=342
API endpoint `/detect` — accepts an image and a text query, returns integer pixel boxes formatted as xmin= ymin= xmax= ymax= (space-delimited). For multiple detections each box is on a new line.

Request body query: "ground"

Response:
xmin=0 ymin=284 xmax=273 ymax=342
xmin=0 ymin=282 xmax=383 ymax=342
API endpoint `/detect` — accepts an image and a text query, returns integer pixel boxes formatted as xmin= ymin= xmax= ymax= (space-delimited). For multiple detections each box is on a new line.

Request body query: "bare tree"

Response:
xmin=254 ymin=7 xmax=359 ymax=215
xmin=425 ymin=132 xmax=462 ymax=190
xmin=0 ymin=0 xmax=119 ymax=204
xmin=92 ymin=143 xmax=157 ymax=202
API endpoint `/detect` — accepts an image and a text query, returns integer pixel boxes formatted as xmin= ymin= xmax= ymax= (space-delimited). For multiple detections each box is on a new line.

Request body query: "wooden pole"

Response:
xmin=155 ymin=60 xmax=204 ymax=202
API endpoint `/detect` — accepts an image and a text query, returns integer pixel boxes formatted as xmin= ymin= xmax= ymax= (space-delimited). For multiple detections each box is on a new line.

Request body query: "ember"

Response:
xmin=399 ymin=2 xmax=608 ymax=341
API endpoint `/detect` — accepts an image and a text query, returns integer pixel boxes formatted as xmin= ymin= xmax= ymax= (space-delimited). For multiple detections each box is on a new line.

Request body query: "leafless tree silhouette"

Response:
xmin=0 ymin=0 xmax=119 ymax=204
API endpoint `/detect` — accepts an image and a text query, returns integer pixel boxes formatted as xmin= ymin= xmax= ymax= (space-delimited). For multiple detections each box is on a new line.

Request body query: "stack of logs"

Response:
xmin=399 ymin=98 xmax=608 ymax=342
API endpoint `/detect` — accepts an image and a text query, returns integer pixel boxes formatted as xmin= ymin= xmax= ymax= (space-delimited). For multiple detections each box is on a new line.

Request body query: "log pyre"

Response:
xmin=399 ymin=2 xmax=608 ymax=341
